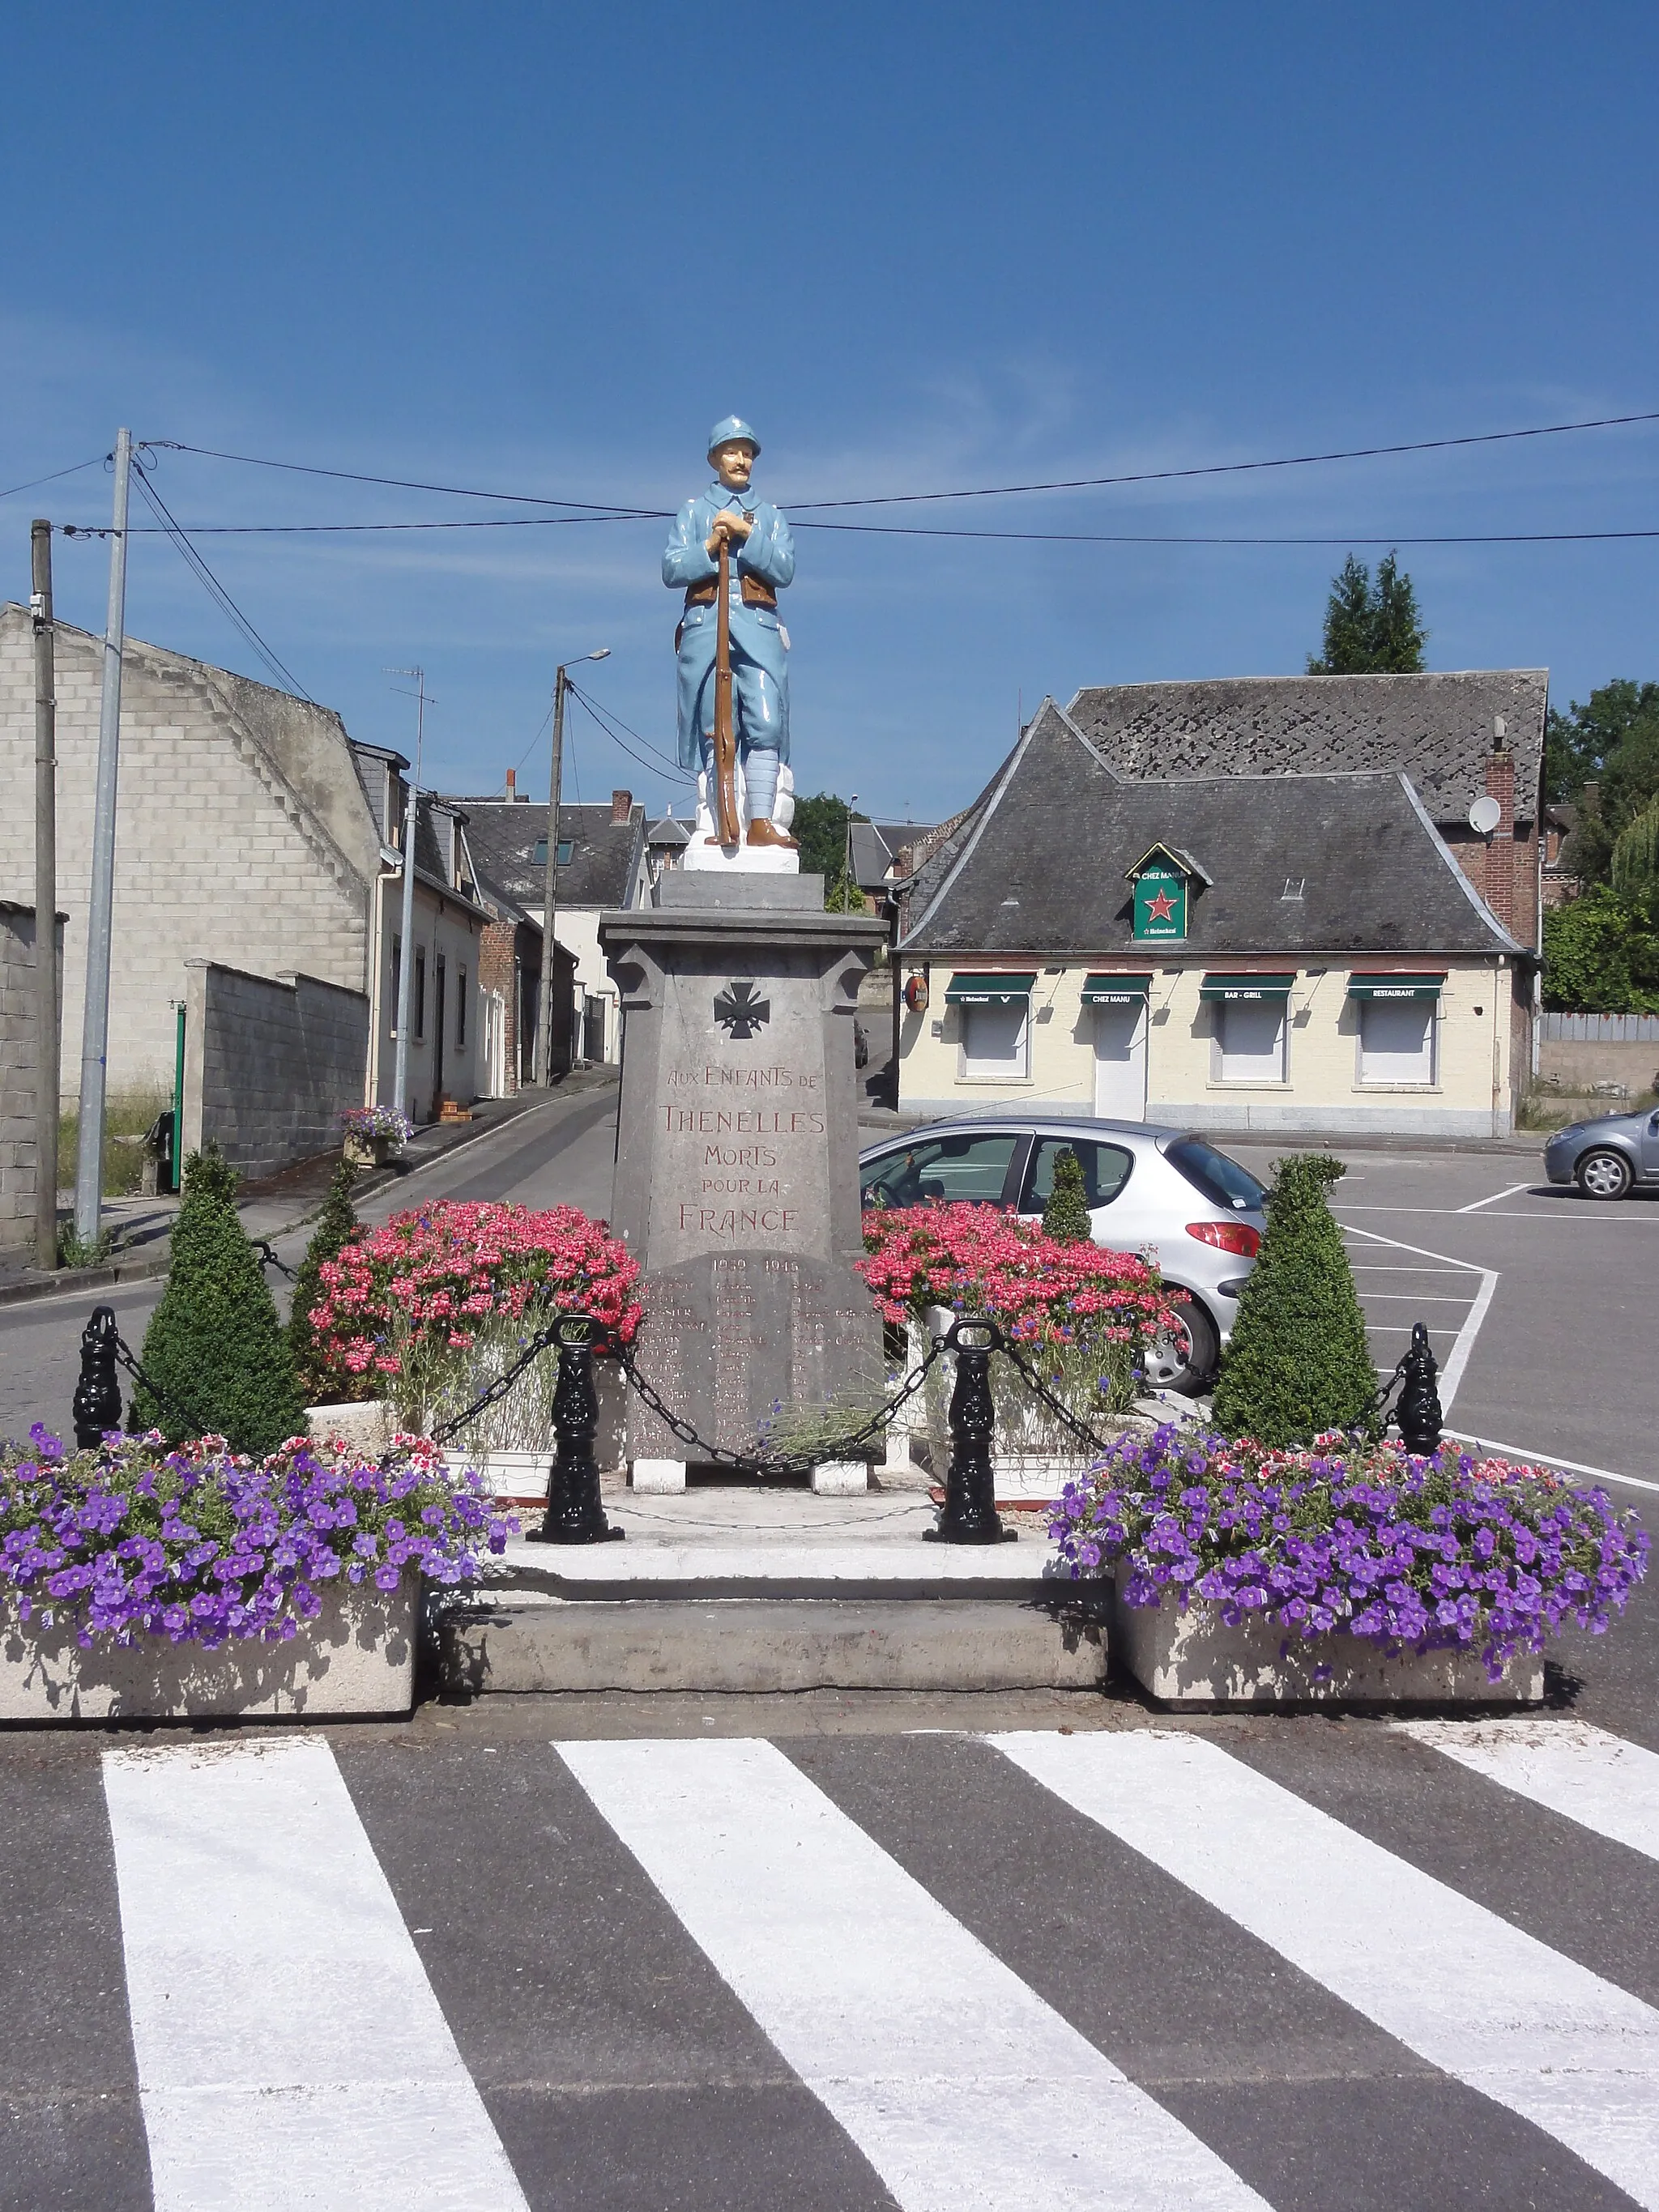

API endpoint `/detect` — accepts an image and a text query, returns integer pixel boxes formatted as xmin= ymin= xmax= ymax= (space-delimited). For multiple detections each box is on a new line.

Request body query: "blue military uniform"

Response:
xmin=663 ymin=419 xmax=795 ymax=819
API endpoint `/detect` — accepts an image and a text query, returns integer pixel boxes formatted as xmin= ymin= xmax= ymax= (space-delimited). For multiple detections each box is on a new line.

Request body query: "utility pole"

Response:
xmin=535 ymin=647 xmax=608 ymax=1085
xmin=386 ymin=667 xmax=429 ymax=1121
xmin=31 ymin=519 xmax=59 ymax=1268
xmin=74 ymin=428 xmax=132 ymax=1247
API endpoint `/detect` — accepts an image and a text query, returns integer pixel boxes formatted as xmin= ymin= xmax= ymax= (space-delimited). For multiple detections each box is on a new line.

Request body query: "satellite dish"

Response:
xmin=1469 ymin=795 xmax=1502 ymax=836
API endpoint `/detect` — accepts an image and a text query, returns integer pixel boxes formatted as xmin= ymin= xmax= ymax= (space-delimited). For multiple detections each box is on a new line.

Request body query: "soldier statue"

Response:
xmin=663 ymin=416 xmax=798 ymax=850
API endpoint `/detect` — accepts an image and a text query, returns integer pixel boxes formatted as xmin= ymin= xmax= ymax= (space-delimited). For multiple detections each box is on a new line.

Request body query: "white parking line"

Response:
xmin=1342 ymin=1224 xmax=1497 ymax=1413
xmin=1358 ymin=1292 xmax=1476 ymax=1304
xmin=1444 ymin=1429 xmax=1659 ymax=1495
xmin=1457 ymin=1181 xmax=1535 ymax=1213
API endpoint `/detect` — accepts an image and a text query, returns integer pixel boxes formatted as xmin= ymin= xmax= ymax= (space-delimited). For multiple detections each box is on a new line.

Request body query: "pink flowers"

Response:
xmin=858 ymin=1201 xmax=1178 ymax=1349
xmin=304 ymin=1202 xmax=643 ymax=1398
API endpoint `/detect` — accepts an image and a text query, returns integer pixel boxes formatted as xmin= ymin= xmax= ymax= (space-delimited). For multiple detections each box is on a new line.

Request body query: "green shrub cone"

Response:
xmin=1042 ymin=1147 xmax=1094 ymax=1244
xmin=289 ymin=1160 xmax=363 ymax=1404
xmin=133 ymin=1145 xmax=304 ymax=1455
xmin=1212 ymin=1153 xmax=1380 ymax=1447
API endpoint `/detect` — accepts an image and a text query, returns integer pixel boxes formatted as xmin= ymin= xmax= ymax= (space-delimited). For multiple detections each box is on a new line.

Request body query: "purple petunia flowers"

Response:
xmin=1048 ymin=1426 xmax=1648 ymax=1681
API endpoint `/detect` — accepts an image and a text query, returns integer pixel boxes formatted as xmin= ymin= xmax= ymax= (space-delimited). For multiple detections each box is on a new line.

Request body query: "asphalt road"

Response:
xmin=0 ymin=1085 xmax=620 ymax=1448
xmin=4 ymin=1711 xmax=1657 ymax=2212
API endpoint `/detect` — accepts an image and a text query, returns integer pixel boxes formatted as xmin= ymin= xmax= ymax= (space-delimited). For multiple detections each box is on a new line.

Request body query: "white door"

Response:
xmin=1093 ymin=1003 xmax=1147 ymax=1120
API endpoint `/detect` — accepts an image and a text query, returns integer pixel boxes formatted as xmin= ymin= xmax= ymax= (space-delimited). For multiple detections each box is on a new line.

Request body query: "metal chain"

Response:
xmin=253 ymin=1238 xmax=296 ymax=1280
xmin=112 ymin=1334 xmax=218 ymax=1442
xmin=612 ymin=1332 xmax=943 ymax=1480
xmin=993 ymin=1334 xmax=1120 ymax=1458
xmin=428 ymin=1317 xmax=566 ymax=1445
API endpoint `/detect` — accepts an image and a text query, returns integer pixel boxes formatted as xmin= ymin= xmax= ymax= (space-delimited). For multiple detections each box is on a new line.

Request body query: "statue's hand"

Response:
xmin=707 ymin=508 xmax=754 ymax=553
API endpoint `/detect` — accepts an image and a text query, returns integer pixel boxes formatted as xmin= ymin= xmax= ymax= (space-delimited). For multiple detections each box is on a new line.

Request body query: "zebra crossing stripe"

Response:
xmin=102 ymin=1738 xmax=529 ymax=2212
xmin=993 ymin=1728 xmax=1659 ymax=2211
xmin=1397 ymin=1718 xmax=1659 ymax=1863
xmin=559 ymin=1735 xmax=1271 ymax=2212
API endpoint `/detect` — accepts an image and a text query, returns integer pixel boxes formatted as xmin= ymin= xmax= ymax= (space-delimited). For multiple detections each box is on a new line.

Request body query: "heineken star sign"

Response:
xmin=1132 ymin=861 xmax=1187 ymax=941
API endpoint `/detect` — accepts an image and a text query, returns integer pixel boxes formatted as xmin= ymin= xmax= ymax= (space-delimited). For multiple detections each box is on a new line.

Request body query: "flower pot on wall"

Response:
xmin=1111 ymin=1575 xmax=1544 ymax=1708
xmin=343 ymin=1132 xmax=392 ymax=1170
xmin=305 ymin=1400 xmax=391 ymax=1455
xmin=0 ymin=1584 xmax=416 ymax=1724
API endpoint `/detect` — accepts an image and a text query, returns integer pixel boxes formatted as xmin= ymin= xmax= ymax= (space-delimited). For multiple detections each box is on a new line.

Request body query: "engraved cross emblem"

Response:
xmin=713 ymin=978 xmax=771 ymax=1039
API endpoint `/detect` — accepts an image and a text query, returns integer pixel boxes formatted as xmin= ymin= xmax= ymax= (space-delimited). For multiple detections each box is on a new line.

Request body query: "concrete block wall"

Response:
xmin=0 ymin=609 xmax=375 ymax=1100
xmin=898 ymin=957 xmax=1514 ymax=1136
xmin=0 ymin=903 xmax=61 ymax=1253
xmin=181 ymin=961 xmax=370 ymax=1182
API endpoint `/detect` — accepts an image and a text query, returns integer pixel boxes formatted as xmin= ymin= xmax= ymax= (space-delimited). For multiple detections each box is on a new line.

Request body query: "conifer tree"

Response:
xmin=1307 ymin=552 xmax=1426 ymax=674
xmin=1042 ymin=1147 xmax=1094 ymax=1244
xmin=288 ymin=1160 xmax=362 ymax=1404
xmin=133 ymin=1145 xmax=303 ymax=1455
xmin=1212 ymin=1153 xmax=1379 ymax=1447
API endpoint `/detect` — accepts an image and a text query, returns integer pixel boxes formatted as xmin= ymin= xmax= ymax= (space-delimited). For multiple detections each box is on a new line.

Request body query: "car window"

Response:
xmin=860 ymin=1131 xmax=1022 ymax=1208
xmin=1165 ymin=1135 xmax=1267 ymax=1213
xmin=1021 ymin=1136 xmax=1132 ymax=1213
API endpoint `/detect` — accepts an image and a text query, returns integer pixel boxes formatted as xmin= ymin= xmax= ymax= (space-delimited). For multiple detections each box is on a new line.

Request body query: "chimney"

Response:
xmin=1582 ymin=780 xmax=1601 ymax=816
xmin=505 ymin=768 xmax=517 ymax=799
xmin=1483 ymin=719 xmax=1516 ymax=927
xmin=611 ymin=787 xmax=633 ymax=825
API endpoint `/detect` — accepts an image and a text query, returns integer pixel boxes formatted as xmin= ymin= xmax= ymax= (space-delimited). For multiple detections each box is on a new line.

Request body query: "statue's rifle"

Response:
xmin=710 ymin=535 xmax=741 ymax=845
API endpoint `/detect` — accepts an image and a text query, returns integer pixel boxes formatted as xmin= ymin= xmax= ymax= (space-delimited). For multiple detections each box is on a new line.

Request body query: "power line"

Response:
xmin=0 ymin=455 xmax=109 ymax=502
xmin=139 ymin=405 xmax=1659 ymax=519
xmin=103 ymin=513 xmax=1659 ymax=547
xmin=566 ymin=681 xmax=691 ymax=783
xmin=784 ymin=407 xmax=1659 ymax=510
xmin=130 ymin=460 xmax=314 ymax=700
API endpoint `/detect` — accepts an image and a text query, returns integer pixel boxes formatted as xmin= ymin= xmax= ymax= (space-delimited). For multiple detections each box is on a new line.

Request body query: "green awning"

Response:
xmin=944 ymin=971 xmax=1037 ymax=1006
xmin=1081 ymin=973 xmax=1153 ymax=1006
xmin=1348 ymin=973 xmax=1446 ymax=1001
xmin=1199 ymin=972 xmax=1295 ymax=1002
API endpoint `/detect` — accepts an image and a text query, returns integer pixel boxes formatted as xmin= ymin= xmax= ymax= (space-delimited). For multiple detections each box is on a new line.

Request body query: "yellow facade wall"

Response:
xmin=896 ymin=957 xmax=1514 ymax=1136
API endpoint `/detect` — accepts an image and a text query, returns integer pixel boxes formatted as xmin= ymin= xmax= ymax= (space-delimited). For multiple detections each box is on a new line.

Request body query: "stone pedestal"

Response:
xmin=600 ymin=876 xmax=889 ymax=1473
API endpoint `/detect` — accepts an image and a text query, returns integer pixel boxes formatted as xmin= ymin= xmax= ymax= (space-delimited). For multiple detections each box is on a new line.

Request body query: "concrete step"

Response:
xmin=439 ymin=1592 xmax=1107 ymax=1694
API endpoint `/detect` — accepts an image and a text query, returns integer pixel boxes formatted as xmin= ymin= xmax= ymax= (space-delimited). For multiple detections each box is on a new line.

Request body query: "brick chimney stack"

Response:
xmin=505 ymin=768 xmax=517 ymax=799
xmin=1483 ymin=716 xmax=1516 ymax=927
xmin=611 ymin=788 xmax=633 ymax=825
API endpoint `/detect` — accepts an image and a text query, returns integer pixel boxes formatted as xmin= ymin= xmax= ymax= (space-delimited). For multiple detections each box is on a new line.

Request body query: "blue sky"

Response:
xmin=3 ymin=2 xmax=1656 ymax=823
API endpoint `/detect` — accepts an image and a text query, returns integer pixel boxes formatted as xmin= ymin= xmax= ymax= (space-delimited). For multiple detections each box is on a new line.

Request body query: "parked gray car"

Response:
xmin=1544 ymin=1104 xmax=1659 ymax=1199
xmin=858 ymin=1115 xmax=1268 ymax=1394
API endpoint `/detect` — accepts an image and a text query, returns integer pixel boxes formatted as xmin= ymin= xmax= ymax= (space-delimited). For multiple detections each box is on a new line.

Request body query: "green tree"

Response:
xmin=1542 ymin=884 xmax=1659 ymax=1013
xmin=133 ymin=1145 xmax=304 ymax=1455
xmin=1612 ymin=799 xmax=1659 ymax=904
xmin=1212 ymin=1154 xmax=1380 ymax=1447
xmin=1307 ymin=552 xmax=1427 ymax=675
xmin=1042 ymin=1148 xmax=1094 ymax=1244
xmin=791 ymin=791 xmax=868 ymax=881
xmin=288 ymin=1160 xmax=363 ymax=1404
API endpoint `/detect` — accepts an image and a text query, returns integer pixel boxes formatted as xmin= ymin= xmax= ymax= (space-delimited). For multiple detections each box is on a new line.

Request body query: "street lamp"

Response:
xmin=536 ymin=649 xmax=610 ymax=1085
xmin=385 ymin=667 xmax=431 ymax=1122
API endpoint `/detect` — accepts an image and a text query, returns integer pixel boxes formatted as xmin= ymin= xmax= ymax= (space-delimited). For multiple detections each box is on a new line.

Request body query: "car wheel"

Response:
xmin=1143 ymin=1297 xmax=1220 ymax=1396
xmin=1576 ymin=1148 xmax=1633 ymax=1200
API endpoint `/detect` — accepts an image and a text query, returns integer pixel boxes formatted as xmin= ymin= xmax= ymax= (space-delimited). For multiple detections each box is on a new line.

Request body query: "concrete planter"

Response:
xmin=0 ymin=1583 xmax=417 ymax=1724
xmin=305 ymin=1399 xmax=391 ymax=1455
xmin=1111 ymin=1577 xmax=1544 ymax=1707
xmin=343 ymin=1132 xmax=396 ymax=1169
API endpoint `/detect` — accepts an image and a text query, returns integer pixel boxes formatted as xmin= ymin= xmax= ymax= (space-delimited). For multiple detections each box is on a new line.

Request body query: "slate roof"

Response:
xmin=647 ymin=814 xmax=692 ymax=849
xmin=442 ymin=797 xmax=646 ymax=912
xmin=1065 ymin=671 xmax=1547 ymax=829
xmin=901 ymin=699 xmax=1523 ymax=961
xmin=850 ymin=819 xmax=938 ymax=890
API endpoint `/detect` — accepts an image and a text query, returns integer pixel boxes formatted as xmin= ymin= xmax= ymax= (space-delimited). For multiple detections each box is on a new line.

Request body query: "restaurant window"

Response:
xmin=961 ymin=1000 xmax=1029 ymax=1078
xmin=1214 ymin=999 xmax=1286 ymax=1083
xmin=1359 ymin=999 xmax=1435 ymax=1083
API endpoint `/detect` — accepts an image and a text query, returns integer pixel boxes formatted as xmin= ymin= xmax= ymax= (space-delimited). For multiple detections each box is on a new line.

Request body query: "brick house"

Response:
xmin=438 ymin=783 xmax=648 ymax=1066
xmin=897 ymin=687 xmax=1535 ymax=1136
xmin=0 ymin=606 xmax=486 ymax=1133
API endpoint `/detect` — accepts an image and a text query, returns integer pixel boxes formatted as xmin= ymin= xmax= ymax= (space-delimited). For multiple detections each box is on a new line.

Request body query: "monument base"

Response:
xmin=601 ymin=878 xmax=889 ymax=1473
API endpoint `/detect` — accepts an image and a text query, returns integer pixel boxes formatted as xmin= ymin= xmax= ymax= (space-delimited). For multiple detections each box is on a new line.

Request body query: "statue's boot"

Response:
xmin=747 ymin=818 xmax=799 ymax=850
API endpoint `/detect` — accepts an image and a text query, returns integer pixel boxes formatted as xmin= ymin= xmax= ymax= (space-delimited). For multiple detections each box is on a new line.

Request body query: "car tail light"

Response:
xmin=1186 ymin=1220 xmax=1261 ymax=1259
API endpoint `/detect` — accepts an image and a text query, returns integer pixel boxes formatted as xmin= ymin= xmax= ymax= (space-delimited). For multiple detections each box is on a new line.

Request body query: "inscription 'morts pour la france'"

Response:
xmin=713 ymin=978 xmax=770 ymax=1038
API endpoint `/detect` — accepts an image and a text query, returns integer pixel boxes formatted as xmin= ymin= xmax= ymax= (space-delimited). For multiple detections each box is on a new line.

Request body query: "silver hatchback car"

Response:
xmin=858 ymin=1115 xmax=1268 ymax=1394
xmin=1544 ymin=1105 xmax=1659 ymax=1200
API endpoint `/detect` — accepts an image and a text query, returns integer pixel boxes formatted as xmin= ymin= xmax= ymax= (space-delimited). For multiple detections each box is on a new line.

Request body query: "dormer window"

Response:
xmin=532 ymin=837 xmax=574 ymax=867
xmin=1282 ymin=877 xmax=1305 ymax=901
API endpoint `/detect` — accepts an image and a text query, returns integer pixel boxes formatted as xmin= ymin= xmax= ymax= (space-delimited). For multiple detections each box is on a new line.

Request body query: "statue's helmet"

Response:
xmin=707 ymin=415 xmax=761 ymax=460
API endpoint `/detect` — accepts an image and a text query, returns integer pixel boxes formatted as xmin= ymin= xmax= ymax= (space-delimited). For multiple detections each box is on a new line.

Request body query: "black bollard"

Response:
xmin=925 ymin=1315 xmax=1013 ymax=1545
xmin=531 ymin=1314 xmax=625 ymax=1545
xmin=72 ymin=1305 xmax=124 ymax=1449
xmin=1396 ymin=1319 xmax=1444 ymax=1455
